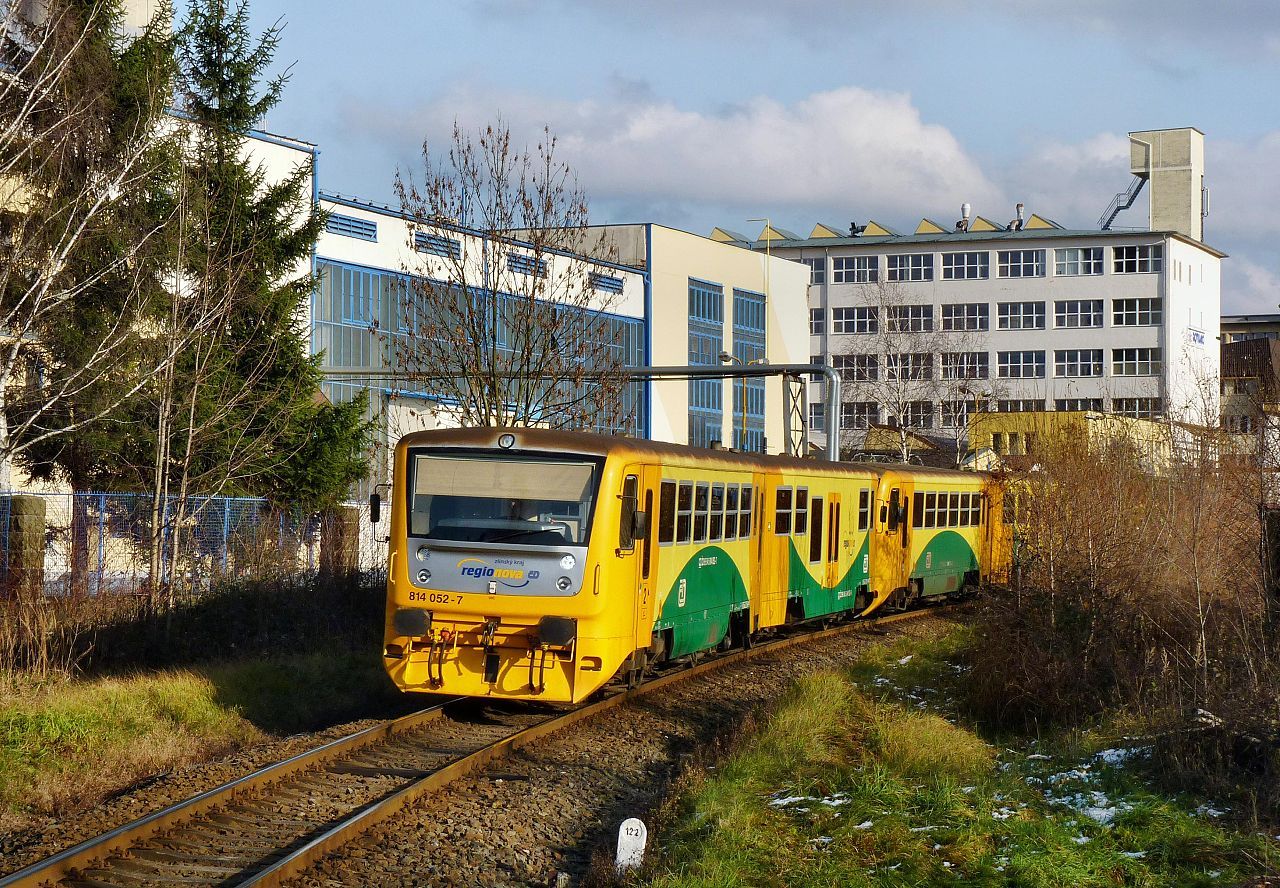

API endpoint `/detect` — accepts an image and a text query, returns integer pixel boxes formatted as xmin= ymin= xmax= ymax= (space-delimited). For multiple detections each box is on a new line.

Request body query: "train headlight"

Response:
xmin=559 ymin=554 xmax=576 ymax=570
xmin=556 ymin=576 xmax=572 ymax=592
xmin=417 ymin=568 xmax=431 ymax=584
xmin=416 ymin=546 xmax=431 ymax=561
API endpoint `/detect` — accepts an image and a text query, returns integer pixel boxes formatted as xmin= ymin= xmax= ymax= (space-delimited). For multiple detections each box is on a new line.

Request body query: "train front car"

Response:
xmin=382 ymin=428 xmax=632 ymax=704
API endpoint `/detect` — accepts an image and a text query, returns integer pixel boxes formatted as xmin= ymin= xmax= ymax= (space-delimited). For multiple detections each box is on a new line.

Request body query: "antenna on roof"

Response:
xmin=956 ymin=203 xmax=971 ymax=232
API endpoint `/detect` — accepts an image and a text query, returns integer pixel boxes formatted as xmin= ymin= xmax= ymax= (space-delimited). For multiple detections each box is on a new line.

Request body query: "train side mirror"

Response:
xmin=633 ymin=510 xmax=650 ymax=541
xmin=369 ymin=493 xmax=381 ymax=524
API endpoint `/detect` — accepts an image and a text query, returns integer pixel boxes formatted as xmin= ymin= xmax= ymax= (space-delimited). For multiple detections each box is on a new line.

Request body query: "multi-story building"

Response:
xmin=244 ymin=136 xmax=809 ymax=483
xmin=731 ymin=128 xmax=1224 ymax=452
xmin=1222 ymin=314 xmax=1280 ymax=343
xmin=584 ymin=225 xmax=809 ymax=454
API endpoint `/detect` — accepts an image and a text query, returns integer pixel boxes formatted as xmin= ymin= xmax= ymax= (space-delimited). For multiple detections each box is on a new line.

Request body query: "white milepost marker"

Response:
xmin=616 ymin=817 xmax=648 ymax=874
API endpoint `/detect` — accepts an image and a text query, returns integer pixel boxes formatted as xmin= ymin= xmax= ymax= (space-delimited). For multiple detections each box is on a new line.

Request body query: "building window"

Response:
xmin=732 ymin=288 xmax=768 ymax=452
xmin=840 ymin=402 xmax=879 ymax=430
xmin=589 ymin=272 xmax=625 ymax=294
xmin=1113 ymin=297 xmax=1163 ymax=326
xmin=803 ymin=257 xmax=826 ymax=285
xmin=941 ymin=303 xmax=988 ymax=332
xmin=1225 ymin=415 xmax=1256 ymax=433
xmin=326 ymin=213 xmax=377 ymax=242
xmin=1054 ymin=299 xmax=1103 ymax=328
xmin=1112 ymin=347 xmax=1162 ymax=376
xmin=810 ymin=308 xmax=825 ymax=336
xmin=940 ymin=351 xmax=988 ymax=380
xmin=887 ymin=253 xmax=934 ymax=282
xmin=1055 ymin=247 xmax=1103 ymax=276
xmin=832 ymin=306 xmax=878 ymax=334
xmin=1114 ymin=397 xmax=1163 ymax=419
xmin=1054 ymin=349 xmax=1103 ymax=377
xmin=1056 ymin=398 xmax=1103 ymax=411
xmin=809 ymin=353 xmax=826 ymax=381
xmin=414 ymin=231 xmax=461 ymax=258
xmin=998 ymin=249 xmax=1045 ymax=278
xmin=887 ymin=352 xmax=932 ymax=381
xmin=833 ymin=353 xmax=878 ymax=381
xmin=942 ymin=399 xmax=987 ymax=428
xmin=998 ymin=302 xmax=1046 ymax=330
xmin=998 ymin=350 xmax=1046 ymax=379
xmin=688 ymin=279 xmax=724 ymax=447
xmin=941 ymin=251 xmax=989 ymax=280
xmin=508 ymin=253 xmax=548 ymax=277
xmin=997 ymin=399 xmax=1046 ymax=413
xmin=887 ymin=304 xmax=934 ymax=333
xmin=809 ymin=402 xmax=825 ymax=431
xmin=833 ymin=255 xmax=878 ymax=284
xmin=1114 ymin=244 xmax=1164 ymax=274
xmin=900 ymin=401 xmax=934 ymax=429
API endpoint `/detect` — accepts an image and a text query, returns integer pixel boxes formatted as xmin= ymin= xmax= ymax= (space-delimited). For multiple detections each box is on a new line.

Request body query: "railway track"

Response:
xmin=0 ymin=607 xmax=937 ymax=888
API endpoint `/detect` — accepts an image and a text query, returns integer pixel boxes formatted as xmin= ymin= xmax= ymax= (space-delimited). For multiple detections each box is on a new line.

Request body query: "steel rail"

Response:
xmin=0 ymin=701 xmax=458 ymax=888
xmin=239 ymin=606 xmax=937 ymax=888
xmin=1 ymin=606 xmax=940 ymax=888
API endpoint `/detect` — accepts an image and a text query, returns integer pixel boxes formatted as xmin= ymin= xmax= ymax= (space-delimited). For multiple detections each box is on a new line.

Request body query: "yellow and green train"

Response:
xmin=379 ymin=427 xmax=1011 ymax=703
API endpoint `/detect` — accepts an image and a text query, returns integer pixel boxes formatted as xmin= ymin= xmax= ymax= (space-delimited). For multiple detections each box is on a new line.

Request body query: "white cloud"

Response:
xmin=360 ymin=84 xmax=1004 ymax=230
xmin=1006 ymin=132 xmax=1135 ymax=229
xmin=1224 ymin=255 xmax=1280 ymax=315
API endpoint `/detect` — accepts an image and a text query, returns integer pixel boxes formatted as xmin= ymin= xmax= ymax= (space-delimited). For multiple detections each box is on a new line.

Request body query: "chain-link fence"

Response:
xmin=0 ymin=492 xmax=388 ymax=598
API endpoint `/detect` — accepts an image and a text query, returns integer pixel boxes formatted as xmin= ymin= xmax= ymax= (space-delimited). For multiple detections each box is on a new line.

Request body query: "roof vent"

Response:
xmin=1008 ymin=202 xmax=1025 ymax=231
xmin=956 ymin=203 xmax=971 ymax=232
xmin=848 ymin=222 xmax=865 ymax=237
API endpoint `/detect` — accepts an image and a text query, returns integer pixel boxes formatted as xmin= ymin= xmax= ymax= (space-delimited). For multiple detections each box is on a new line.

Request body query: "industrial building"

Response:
xmin=726 ymin=128 xmax=1225 ymax=455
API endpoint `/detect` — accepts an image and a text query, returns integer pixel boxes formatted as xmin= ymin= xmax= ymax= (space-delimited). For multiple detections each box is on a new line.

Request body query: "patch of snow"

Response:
xmin=1194 ymin=803 xmax=1226 ymax=818
xmin=961 ymin=786 xmax=976 ymax=794
xmin=1072 ymin=835 xmax=1092 ymax=844
xmin=853 ymin=820 xmax=874 ymax=830
xmin=991 ymin=807 xmax=1017 ymax=821
xmin=897 ymin=655 xmax=914 ymax=665
xmin=1094 ymin=747 xmax=1150 ymax=767
xmin=1121 ymin=851 xmax=1146 ymax=859
xmin=1026 ymin=753 xmax=1052 ymax=761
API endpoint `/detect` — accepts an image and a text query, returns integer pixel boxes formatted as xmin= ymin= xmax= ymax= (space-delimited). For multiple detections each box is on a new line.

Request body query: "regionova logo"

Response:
xmin=455 ymin=557 xmax=533 ymax=588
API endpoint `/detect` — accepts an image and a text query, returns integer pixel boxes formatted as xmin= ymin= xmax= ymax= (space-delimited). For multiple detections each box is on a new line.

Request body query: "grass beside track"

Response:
xmin=642 ymin=634 xmax=1276 ymax=887
xmin=0 ymin=651 xmax=401 ymax=826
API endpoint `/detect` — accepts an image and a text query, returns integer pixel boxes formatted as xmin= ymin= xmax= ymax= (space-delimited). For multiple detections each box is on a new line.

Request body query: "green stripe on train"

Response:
xmin=786 ymin=536 xmax=871 ymax=619
xmin=654 ymin=546 xmax=748 ymax=658
xmin=911 ymin=529 xmax=978 ymax=596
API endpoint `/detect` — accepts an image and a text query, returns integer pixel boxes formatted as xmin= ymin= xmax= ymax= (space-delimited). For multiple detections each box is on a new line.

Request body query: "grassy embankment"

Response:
xmin=0 ymin=650 xmax=404 ymax=827
xmin=641 ymin=631 xmax=1276 ymax=887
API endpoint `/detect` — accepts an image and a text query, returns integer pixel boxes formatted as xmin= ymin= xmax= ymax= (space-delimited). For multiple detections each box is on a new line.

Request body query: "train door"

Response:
xmin=826 ymin=494 xmax=842 ymax=594
xmin=631 ymin=465 xmax=662 ymax=656
xmin=755 ymin=475 xmax=787 ymax=628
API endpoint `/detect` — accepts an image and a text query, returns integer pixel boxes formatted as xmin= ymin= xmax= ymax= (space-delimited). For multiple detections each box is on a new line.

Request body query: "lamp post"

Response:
xmin=958 ymin=384 xmax=991 ymax=464
xmin=721 ymin=351 xmax=767 ymax=451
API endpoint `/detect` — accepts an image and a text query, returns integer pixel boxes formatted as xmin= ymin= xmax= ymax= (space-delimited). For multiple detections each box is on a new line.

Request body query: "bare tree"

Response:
xmin=835 ymin=279 xmax=994 ymax=463
xmin=392 ymin=121 xmax=635 ymax=433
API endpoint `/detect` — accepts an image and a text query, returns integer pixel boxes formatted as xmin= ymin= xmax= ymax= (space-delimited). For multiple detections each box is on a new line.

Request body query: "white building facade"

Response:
xmin=751 ymin=127 xmax=1225 ymax=450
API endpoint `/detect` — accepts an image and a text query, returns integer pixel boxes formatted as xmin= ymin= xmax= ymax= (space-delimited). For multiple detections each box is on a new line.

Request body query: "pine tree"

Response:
xmin=163 ymin=0 xmax=368 ymax=518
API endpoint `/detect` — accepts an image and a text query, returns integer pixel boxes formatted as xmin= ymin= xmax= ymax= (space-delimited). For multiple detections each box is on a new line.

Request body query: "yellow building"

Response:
xmin=967 ymin=410 xmax=1175 ymax=473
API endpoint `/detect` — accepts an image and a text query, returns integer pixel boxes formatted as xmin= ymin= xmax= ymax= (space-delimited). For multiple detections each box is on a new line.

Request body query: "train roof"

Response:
xmin=397 ymin=427 xmax=994 ymax=482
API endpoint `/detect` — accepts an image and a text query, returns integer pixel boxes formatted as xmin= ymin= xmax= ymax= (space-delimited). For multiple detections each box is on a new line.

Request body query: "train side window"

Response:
xmin=949 ymin=492 xmax=961 ymax=527
xmin=658 ymin=480 xmax=677 ymax=544
xmin=959 ymin=492 xmax=970 ymax=527
xmin=912 ymin=491 xmax=924 ymax=528
xmin=775 ymin=487 xmax=792 ymax=534
xmin=828 ymin=499 xmax=840 ymax=563
xmin=971 ymin=494 xmax=983 ymax=526
xmin=676 ymin=481 xmax=693 ymax=544
xmin=724 ymin=485 xmax=739 ymax=541
xmin=694 ymin=482 xmax=710 ymax=543
xmin=709 ymin=483 xmax=725 ymax=541
xmin=886 ymin=488 xmax=901 ymax=532
xmin=642 ymin=489 xmax=654 ymax=579
xmin=795 ymin=487 xmax=809 ymax=535
xmin=620 ymin=475 xmax=639 ymax=550
xmin=925 ymin=492 xmax=937 ymax=529
xmin=740 ymin=485 xmax=754 ymax=537
xmin=809 ymin=497 xmax=824 ymax=563
xmin=858 ymin=489 xmax=871 ymax=532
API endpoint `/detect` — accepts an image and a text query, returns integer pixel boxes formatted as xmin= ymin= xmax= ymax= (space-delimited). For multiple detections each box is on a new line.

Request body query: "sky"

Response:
xmin=245 ymin=0 xmax=1280 ymax=313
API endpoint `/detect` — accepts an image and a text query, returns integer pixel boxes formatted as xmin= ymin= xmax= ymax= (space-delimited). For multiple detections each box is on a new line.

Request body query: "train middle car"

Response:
xmin=381 ymin=427 xmax=1009 ymax=704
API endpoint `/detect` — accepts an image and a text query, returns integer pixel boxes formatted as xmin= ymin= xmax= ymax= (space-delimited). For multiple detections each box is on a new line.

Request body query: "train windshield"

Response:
xmin=408 ymin=453 xmax=599 ymax=546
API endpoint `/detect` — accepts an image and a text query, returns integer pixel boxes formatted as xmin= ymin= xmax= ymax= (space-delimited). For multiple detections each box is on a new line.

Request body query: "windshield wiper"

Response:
xmin=487 ymin=527 xmax=566 ymax=543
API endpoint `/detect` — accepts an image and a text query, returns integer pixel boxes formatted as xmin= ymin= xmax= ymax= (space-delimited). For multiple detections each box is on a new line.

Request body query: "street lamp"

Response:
xmin=721 ymin=351 xmax=768 ymax=451
xmin=958 ymin=384 xmax=991 ymax=463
